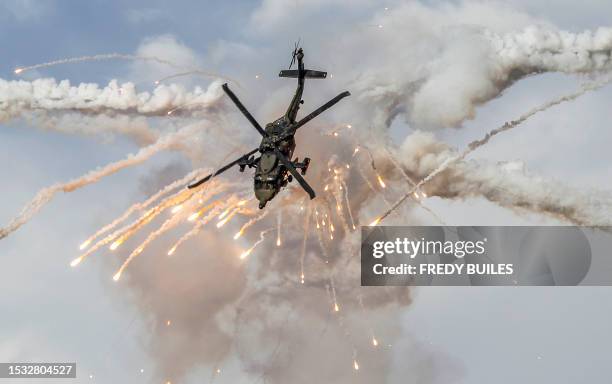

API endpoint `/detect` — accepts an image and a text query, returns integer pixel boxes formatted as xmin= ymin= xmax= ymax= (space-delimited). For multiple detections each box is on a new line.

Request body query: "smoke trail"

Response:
xmin=79 ymin=168 xmax=207 ymax=251
xmin=13 ymin=53 xmax=187 ymax=75
xmin=112 ymin=190 xmax=212 ymax=281
xmin=73 ymin=184 xmax=206 ymax=267
xmin=168 ymin=201 xmax=227 ymax=257
xmin=370 ymin=77 xmax=612 ymax=225
xmin=234 ymin=210 xmax=269 ymax=240
xmin=377 ymin=76 xmax=612 ymax=225
xmin=154 ymin=70 xmax=242 ymax=89
xmin=276 ymin=209 xmax=282 ymax=247
xmin=313 ymin=2 xmax=612 ymax=130
xmin=300 ymin=204 xmax=312 ymax=284
xmin=340 ymin=181 xmax=356 ymax=230
xmin=0 ymin=124 xmax=201 ymax=240
xmin=240 ymin=228 xmax=275 ymax=260
xmin=0 ymin=78 xmax=226 ymax=124
xmin=382 ymin=147 xmax=446 ymax=225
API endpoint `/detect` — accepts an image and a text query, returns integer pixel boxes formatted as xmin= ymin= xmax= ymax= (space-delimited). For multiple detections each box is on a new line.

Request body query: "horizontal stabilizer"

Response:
xmin=279 ymin=69 xmax=327 ymax=79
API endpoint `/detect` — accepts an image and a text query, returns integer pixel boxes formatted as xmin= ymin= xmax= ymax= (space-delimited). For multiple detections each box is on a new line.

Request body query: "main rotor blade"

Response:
xmin=273 ymin=148 xmax=316 ymax=199
xmin=222 ymin=83 xmax=267 ymax=137
xmin=188 ymin=148 xmax=259 ymax=189
xmin=293 ymin=91 xmax=351 ymax=131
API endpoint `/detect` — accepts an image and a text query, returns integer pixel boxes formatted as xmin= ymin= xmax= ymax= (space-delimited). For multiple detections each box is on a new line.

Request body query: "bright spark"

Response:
xmin=240 ymin=248 xmax=252 ymax=259
xmin=217 ymin=208 xmax=239 ymax=228
xmin=112 ymin=271 xmax=122 ymax=281
xmin=372 ymin=337 xmax=379 ymax=347
xmin=241 ymin=228 xmax=274 ymax=259
xmin=14 ymin=68 xmax=23 ymax=74
xmin=171 ymin=205 xmax=183 ymax=214
xmin=166 ymin=320 xmax=171 ymax=326
xmin=218 ymin=207 xmax=231 ymax=220
xmin=70 ymin=256 xmax=83 ymax=267
xmin=377 ymin=174 xmax=386 ymax=188
xmin=353 ymin=360 xmax=360 ymax=370
xmin=334 ymin=303 xmax=340 ymax=312
xmin=167 ymin=246 xmax=176 ymax=256
xmin=187 ymin=212 xmax=200 ymax=222
xmin=110 ymin=240 xmax=122 ymax=251
xmin=79 ymin=239 xmax=91 ymax=250
xmin=347 ymin=124 xmax=352 ymax=129
xmin=233 ymin=230 xmax=244 ymax=240
xmin=369 ymin=217 xmax=381 ymax=227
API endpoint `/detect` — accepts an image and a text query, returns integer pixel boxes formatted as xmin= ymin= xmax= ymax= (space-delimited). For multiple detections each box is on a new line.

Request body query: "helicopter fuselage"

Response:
xmin=253 ymin=117 xmax=297 ymax=208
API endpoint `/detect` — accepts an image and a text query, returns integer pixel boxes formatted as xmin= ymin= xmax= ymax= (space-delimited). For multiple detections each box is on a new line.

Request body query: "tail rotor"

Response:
xmin=289 ymin=39 xmax=301 ymax=69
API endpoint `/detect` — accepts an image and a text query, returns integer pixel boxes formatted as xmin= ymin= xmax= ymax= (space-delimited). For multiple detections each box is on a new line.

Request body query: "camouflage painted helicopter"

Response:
xmin=188 ymin=46 xmax=350 ymax=209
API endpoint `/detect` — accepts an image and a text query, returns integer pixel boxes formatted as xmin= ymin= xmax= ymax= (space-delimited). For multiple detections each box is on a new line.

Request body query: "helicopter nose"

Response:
xmin=255 ymin=187 xmax=275 ymax=209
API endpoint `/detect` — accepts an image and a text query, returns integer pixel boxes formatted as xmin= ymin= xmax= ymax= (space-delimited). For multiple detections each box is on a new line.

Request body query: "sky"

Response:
xmin=1 ymin=1 xmax=612 ymax=383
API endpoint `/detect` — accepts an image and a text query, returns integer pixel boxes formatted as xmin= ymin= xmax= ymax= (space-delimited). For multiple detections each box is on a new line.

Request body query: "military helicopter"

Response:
xmin=188 ymin=45 xmax=350 ymax=209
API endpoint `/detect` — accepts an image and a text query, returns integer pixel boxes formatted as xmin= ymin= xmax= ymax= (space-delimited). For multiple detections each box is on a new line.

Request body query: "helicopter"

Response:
xmin=188 ymin=45 xmax=350 ymax=209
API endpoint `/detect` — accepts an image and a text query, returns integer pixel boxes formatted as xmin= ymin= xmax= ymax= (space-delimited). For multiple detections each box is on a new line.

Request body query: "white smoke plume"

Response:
xmin=0 ymin=123 xmax=204 ymax=240
xmin=376 ymin=75 xmax=612 ymax=224
xmin=389 ymin=130 xmax=612 ymax=227
xmin=0 ymin=78 xmax=225 ymax=122
xmin=315 ymin=2 xmax=612 ymax=130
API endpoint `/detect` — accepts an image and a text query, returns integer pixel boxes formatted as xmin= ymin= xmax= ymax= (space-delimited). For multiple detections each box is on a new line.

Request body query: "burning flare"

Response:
xmin=376 ymin=174 xmax=386 ymax=189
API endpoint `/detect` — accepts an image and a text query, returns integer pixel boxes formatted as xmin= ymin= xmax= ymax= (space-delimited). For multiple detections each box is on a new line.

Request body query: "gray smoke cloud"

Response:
xmin=0 ymin=77 xmax=225 ymax=127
